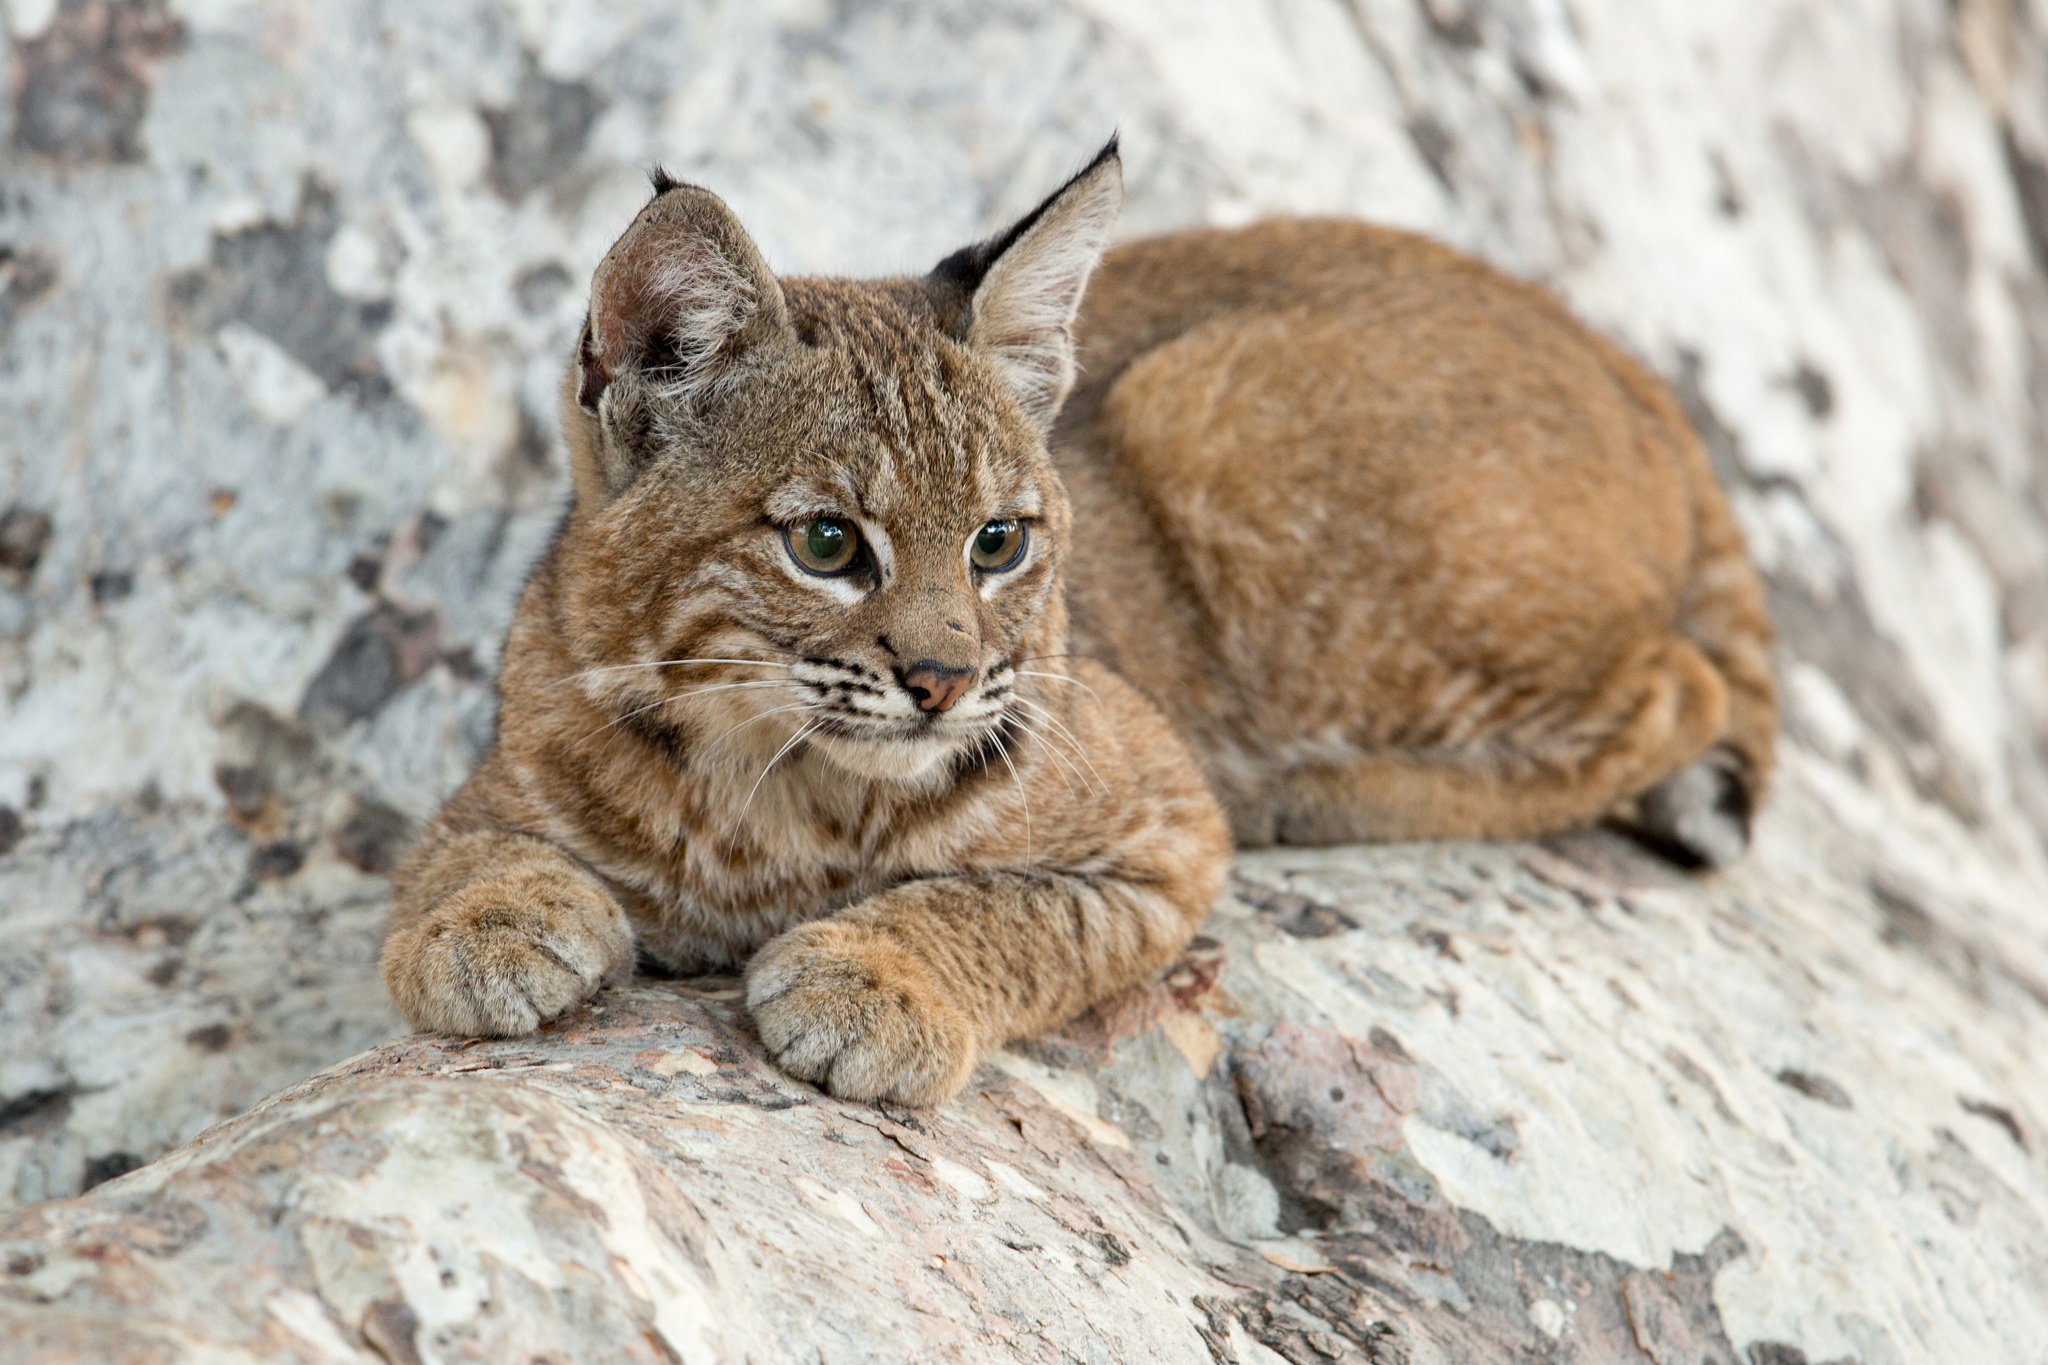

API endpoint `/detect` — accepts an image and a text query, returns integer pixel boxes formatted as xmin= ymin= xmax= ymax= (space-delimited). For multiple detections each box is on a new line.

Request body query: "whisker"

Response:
xmin=1016 ymin=715 xmax=1107 ymax=800
xmin=1003 ymin=703 xmax=1089 ymax=789
xmin=1038 ymin=734 xmax=1107 ymax=799
xmin=1015 ymin=669 xmax=1103 ymax=706
xmin=575 ymin=680 xmax=794 ymax=747
xmin=738 ymin=718 xmax=824 ymax=827
xmin=990 ymin=728 xmax=1031 ymax=862
xmin=549 ymin=656 xmax=800 ymax=690
xmin=1007 ymin=712 xmax=1090 ymax=796
xmin=705 ymin=701 xmax=820 ymax=749
xmin=1009 ymin=693 xmax=1091 ymax=751
xmin=1011 ymin=696 xmax=1108 ymax=795
xmin=1009 ymin=652 xmax=1102 ymax=667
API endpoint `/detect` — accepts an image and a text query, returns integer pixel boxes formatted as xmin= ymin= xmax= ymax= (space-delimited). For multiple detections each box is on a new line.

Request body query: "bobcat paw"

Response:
xmin=1636 ymin=745 xmax=1756 ymax=870
xmin=382 ymin=871 xmax=633 ymax=1035
xmin=746 ymin=923 xmax=979 ymax=1106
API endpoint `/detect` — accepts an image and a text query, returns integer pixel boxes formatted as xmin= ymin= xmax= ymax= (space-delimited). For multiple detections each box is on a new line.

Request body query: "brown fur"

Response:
xmin=1059 ymin=219 xmax=1774 ymax=861
xmin=382 ymin=145 xmax=1774 ymax=1104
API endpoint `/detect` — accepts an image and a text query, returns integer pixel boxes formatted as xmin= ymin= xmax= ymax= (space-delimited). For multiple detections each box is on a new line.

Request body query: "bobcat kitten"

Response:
xmin=383 ymin=141 xmax=1773 ymax=1104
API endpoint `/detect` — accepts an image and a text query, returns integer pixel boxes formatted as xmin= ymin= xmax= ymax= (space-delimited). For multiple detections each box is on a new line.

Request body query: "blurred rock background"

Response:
xmin=2 ymin=0 xmax=2048 ymax=1357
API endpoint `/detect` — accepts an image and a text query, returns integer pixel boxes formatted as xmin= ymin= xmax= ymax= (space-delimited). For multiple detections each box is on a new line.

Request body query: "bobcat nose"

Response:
xmin=900 ymin=662 xmax=978 ymax=713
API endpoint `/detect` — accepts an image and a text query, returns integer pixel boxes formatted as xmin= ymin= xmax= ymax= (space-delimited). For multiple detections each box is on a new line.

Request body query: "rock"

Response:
xmin=3 ymin=0 xmax=2048 ymax=1359
xmin=3 ymin=814 xmax=2045 ymax=1360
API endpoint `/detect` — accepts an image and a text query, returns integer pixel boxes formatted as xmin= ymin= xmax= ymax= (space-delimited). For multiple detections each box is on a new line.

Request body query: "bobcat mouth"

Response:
xmin=808 ymin=702 xmax=1001 ymax=746
xmin=802 ymin=708 xmax=1010 ymax=786
xmin=785 ymin=658 xmax=1014 ymax=734
xmin=654 ymin=653 xmax=1017 ymax=783
xmin=806 ymin=676 xmax=1020 ymax=782
xmin=809 ymin=712 xmax=941 ymax=741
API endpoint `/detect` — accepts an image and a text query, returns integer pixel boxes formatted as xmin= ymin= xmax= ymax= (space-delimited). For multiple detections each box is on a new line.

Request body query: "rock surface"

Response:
xmin=3 ymin=0 xmax=2048 ymax=1359
xmin=4 ymin=815 xmax=2047 ymax=1362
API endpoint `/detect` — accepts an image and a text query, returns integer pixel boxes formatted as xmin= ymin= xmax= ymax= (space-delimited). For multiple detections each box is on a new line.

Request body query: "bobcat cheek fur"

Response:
xmin=382 ymin=140 xmax=1774 ymax=1105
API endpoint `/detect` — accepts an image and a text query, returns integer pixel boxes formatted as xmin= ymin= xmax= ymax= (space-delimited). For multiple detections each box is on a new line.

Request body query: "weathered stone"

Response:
xmin=483 ymin=54 xmax=606 ymax=202
xmin=4 ymin=0 xmax=2048 ymax=1358
xmin=8 ymin=0 xmax=184 ymax=167
xmin=0 ymin=507 xmax=52 ymax=575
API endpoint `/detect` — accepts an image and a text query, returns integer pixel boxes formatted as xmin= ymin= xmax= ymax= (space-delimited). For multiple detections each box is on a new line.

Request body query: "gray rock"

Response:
xmin=3 ymin=0 xmax=2047 ymax=1357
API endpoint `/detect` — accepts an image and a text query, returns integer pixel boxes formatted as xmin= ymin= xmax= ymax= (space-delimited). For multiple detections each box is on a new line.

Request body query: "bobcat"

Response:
xmin=381 ymin=140 xmax=1774 ymax=1105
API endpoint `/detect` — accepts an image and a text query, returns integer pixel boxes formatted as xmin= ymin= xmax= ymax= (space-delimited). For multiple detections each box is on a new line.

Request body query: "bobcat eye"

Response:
xmin=786 ymin=517 xmax=861 ymax=575
xmin=970 ymin=519 xmax=1028 ymax=572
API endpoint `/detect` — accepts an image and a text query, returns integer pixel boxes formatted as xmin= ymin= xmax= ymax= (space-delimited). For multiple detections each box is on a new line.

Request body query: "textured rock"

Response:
xmin=3 ymin=0 xmax=2048 ymax=1359
xmin=3 ymin=814 xmax=2045 ymax=1361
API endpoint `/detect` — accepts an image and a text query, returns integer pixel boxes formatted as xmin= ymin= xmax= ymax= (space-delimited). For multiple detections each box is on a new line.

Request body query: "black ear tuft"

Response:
xmin=923 ymin=137 xmax=1123 ymax=429
xmin=929 ymin=135 xmax=1121 ymax=320
xmin=648 ymin=165 xmax=684 ymax=196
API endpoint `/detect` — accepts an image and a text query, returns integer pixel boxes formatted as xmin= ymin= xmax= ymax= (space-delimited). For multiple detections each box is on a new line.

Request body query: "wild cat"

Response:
xmin=381 ymin=140 xmax=1773 ymax=1104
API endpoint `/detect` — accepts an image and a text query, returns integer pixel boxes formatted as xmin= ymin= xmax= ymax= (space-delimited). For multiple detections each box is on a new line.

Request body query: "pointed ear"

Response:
xmin=928 ymin=139 xmax=1123 ymax=430
xmin=576 ymin=173 xmax=791 ymax=415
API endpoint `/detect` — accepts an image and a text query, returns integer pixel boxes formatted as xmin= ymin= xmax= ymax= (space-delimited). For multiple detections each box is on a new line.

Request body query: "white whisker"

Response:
xmin=990 ymin=728 xmax=1031 ymax=861
xmin=1023 ymin=722 xmax=1098 ymax=799
xmin=1010 ymin=652 xmax=1102 ymax=669
xmin=1011 ymin=696 xmax=1108 ymax=795
xmin=1005 ymin=711 xmax=1087 ymax=796
xmin=550 ymin=656 xmax=799 ymax=690
xmin=1016 ymin=669 xmax=1103 ymax=706
xmin=739 ymin=718 xmax=823 ymax=827
xmin=575 ymin=680 xmax=794 ymax=747
xmin=707 ymin=702 xmax=819 ymax=749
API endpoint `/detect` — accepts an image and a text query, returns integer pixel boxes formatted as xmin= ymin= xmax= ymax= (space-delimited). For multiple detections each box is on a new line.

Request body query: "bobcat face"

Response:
xmin=758 ymin=477 xmax=1061 ymax=787
xmin=552 ymin=161 xmax=1115 ymax=788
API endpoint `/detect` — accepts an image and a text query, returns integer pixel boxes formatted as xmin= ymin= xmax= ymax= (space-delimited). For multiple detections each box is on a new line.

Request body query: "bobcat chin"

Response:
xmin=382 ymin=139 xmax=1774 ymax=1104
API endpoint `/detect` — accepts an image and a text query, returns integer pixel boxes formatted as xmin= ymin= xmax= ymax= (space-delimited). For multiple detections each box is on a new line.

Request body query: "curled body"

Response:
xmin=1059 ymin=220 xmax=1775 ymax=864
xmin=382 ymin=142 xmax=1775 ymax=1105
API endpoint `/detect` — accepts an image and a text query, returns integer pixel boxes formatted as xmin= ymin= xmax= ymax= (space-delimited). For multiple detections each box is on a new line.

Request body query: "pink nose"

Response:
xmin=901 ymin=663 xmax=977 ymax=713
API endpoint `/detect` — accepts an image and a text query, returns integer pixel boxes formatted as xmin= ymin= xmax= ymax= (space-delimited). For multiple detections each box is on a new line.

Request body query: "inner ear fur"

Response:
xmin=927 ymin=138 xmax=1124 ymax=431
xmin=577 ymin=176 xmax=792 ymax=416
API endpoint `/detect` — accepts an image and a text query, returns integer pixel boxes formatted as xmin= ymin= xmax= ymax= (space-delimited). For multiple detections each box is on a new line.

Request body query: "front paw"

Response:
xmin=746 ymin=922 xmax=979 ymax=1106
xmin=382 ymin=870 xmax=633 ymax=1035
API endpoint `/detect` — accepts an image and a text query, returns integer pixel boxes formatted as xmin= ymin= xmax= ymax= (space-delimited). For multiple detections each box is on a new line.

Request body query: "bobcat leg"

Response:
xmin=1630 ymin=500 xmax=1778 ymax=867
xmin=1629 ymin=559 xmax=1774 ymax=867
xmin=1265 ymin=635 xmax=1728 ymax=847
xmin=746 ymin=867 xmax=1206 ymax=1106
xmin=1592 ymin=336 xmax=1778 ymax=865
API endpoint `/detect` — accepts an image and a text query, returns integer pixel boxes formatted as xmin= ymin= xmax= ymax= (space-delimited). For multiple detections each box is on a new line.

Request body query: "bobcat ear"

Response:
xmin=577 ymin=172 xmax=790 ymax=414
xmin=928 ymin=138 xmax=1123 ymax=431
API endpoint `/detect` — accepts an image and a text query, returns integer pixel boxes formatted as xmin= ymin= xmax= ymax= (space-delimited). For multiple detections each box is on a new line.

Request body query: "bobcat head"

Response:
xmin=551 ymin=142 xmax=1122 ymax=787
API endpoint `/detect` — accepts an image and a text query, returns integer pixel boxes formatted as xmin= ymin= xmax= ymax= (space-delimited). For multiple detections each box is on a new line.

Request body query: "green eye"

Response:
xmin=970 ymin=519 xmax=1027 ymax=572
xmin=786 ymin=517 xmax=860 ymax=575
